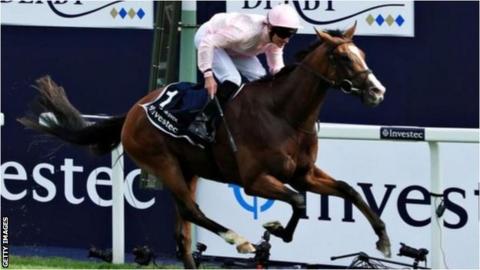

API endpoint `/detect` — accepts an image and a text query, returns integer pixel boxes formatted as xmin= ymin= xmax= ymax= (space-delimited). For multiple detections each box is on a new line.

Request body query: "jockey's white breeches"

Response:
xmin=194 ymin=24 xmax=267 ymax=86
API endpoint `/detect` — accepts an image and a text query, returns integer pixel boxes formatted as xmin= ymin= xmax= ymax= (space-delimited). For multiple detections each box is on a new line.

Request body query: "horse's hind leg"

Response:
xmin=302 ymin=166 xmax=391 ymax=257
xmin=174 ymin=176 xmax=197 ymax=269
xmin=139 ymin=154 xmax=256 ymax=256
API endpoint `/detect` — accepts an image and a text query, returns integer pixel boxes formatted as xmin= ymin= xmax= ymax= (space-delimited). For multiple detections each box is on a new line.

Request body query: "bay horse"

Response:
xmin=19 ymin=23 xmax=390 ymax=268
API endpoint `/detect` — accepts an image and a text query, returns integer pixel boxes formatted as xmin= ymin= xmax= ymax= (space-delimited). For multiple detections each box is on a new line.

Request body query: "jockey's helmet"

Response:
xmin=267 ymin=4 xmax=302 ymax=30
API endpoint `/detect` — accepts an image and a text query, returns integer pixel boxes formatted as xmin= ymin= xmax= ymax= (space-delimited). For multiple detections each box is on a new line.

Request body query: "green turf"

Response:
xmin=8 ymin=255 xmax=181 ymax=269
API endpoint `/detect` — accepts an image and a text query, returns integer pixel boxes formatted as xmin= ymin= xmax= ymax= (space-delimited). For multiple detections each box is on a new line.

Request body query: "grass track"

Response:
xmin=8 ymin=255 xmax=181 ymax=269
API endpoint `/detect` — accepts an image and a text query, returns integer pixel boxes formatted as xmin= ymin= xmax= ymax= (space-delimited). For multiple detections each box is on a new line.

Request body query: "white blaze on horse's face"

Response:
xmin=347 ymin=44 xmax=386 ymax=106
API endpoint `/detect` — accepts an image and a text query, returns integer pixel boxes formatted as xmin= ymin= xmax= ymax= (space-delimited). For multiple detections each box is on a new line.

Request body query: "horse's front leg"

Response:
xmin=175 ymin=207 xmax=195 ymax=268
xmin=302 ymin=166 xmax=391 ymax=257
xmin=244 ymin=173 xmax=305 ymax=243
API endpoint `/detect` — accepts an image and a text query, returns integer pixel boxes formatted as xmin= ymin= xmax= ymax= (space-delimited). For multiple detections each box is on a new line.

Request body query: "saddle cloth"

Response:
xmin=140 ymin=82 xmax=209 ymax=148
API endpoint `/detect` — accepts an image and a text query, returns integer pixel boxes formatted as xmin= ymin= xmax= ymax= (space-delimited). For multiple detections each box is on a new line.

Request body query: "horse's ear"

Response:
xmin=315 ymin=27 xmax=334 ymax=44
xmin=344 ymin=21 xmax=357 ymax=39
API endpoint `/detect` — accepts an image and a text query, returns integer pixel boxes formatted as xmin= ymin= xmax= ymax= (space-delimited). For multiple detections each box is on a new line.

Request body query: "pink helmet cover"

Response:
xmin=267 ymin=4 xmax=303 ymax=29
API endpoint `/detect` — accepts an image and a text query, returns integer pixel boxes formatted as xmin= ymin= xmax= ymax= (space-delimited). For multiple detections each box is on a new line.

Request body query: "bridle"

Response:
xmin=298 ymin=40 xmax=372 ymax=96
xmin=287 ymin=39 xmax=374 ymax=135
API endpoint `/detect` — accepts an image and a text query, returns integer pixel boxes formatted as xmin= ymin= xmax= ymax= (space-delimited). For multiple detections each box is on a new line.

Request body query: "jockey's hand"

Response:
xmin=204 ymin=76 xmax=217 ymax=99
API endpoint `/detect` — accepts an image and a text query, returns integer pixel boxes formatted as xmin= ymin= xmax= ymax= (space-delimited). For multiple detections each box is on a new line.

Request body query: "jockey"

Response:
xmin=189 ymin=4 xmax=302 ymax=142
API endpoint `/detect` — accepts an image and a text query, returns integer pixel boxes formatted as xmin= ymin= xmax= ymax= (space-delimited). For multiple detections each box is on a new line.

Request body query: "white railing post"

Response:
xmin=429 ymin=142 xmax=444 ymax=269
xmin=79 ymin=114 xmax=126 ymax=263
xmin=111 ymin=144 xmax=125 ymax=264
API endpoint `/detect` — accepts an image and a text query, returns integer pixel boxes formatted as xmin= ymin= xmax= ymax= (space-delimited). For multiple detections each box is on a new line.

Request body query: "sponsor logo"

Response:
xmin=163 ymin=110 xmax=179 ymax=123
xmin=229 ymin=1 xmax=414 ymax=36
xmin=45 ymin=1 xmax=121 ymax=19
xmin=243 ymin=1 xmax=405 ymax=25
xmin=229 ymin=182 xmax=479 ymax=229
xmin=0 ymin=1 xmax=146 ymax=19
xmin=229 ymin=184 xmax=275 ymax=219
xmin=0 ymin=159 xmax=155 ymax=209
xmin=1 ymin=0 xmax=152 ymax=29
xmin=147 ymin=105 xmax=179 ymax=134
xmin=380 ymin=127 xmax=425 ymax=141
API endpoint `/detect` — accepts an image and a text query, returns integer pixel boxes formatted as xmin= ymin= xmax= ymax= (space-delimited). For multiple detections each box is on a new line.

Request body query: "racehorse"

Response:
xmin=18 ymin=23 xmax=390 ymax=268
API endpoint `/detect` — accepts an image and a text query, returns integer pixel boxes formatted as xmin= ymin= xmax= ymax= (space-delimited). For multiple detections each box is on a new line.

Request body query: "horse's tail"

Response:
xmin=17 ymin=75 xmax=126 ymax=156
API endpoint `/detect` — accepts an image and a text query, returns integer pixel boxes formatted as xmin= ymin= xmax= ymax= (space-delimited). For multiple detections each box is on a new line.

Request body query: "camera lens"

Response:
xmin=398 ymin=243 xmax=428 ymax=261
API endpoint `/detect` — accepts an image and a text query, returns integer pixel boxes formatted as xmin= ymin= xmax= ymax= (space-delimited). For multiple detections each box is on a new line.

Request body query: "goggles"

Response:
xmin=271 ymin=26 xmax=297 ymax=39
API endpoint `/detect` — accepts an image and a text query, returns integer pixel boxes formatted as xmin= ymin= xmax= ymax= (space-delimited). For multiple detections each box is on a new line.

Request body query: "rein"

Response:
xmin=297 ymin=40 xmax=372 ymax=96
xmin=293 ymin=121 xmax=317 ymax=135
xmin=282 ymin=63 xmax=327 ymax=136
xmin=297 ymin=62 xmax=335 ymax=86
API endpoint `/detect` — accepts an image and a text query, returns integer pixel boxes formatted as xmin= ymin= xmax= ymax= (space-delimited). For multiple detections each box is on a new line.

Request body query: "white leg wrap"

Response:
xmin=219 ymin=230 xmax=248 ymax=245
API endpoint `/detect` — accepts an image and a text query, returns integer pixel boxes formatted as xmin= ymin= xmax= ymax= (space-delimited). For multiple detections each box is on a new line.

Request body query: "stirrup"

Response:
xmin=188 ymin=116 xmax=215 ymax=143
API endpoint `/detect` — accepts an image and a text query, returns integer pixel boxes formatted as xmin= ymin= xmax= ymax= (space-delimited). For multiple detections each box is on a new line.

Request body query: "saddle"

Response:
xmin=140 ymin=82 xmax=211 ymax=148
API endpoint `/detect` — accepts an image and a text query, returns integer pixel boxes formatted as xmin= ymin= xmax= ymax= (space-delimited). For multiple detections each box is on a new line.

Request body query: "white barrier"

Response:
xmin=319 ymin=123 xmax=479 ymax=143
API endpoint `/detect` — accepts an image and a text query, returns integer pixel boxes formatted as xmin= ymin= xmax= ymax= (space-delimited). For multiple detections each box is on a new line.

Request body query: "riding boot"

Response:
xmin=216 ymin=80 xmax=238 ymax=107
xmin=188 ymin=81 xmax=238 ymax=143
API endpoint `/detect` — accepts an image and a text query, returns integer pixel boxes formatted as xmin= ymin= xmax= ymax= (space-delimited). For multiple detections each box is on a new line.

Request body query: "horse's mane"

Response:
xmin=256 ymin=30 xmax=345 ymax=83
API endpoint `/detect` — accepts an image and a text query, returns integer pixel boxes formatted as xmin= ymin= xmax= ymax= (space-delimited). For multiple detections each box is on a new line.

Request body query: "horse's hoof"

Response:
xmin=263 ymin=221 xmax=285 ymax=236
xmin=376 ymin=238 xmax=391 ymax=258
xmin=263 ymin=221 xmax=292 ymax=242
xmin=236 ymin=242 xmax=256 ymax=254
xmin=263 ymin=221 xmax=282 ymax=230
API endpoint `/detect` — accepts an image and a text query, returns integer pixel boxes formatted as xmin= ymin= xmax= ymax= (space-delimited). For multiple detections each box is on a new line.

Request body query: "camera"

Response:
xmin=254 ymin=231 xmax=272 ymax=267
xmin=192 ymin=242 xmax=208 ymax=268
xmin=398 ymin=242 xmax=428 ymax=262
xmin=132 ymin=245 xmax=155 ymax=265
xmin=88 ymin=246 xmax=112 ymax=263
xmin=196 ymin=242 xmax=207 ymax=252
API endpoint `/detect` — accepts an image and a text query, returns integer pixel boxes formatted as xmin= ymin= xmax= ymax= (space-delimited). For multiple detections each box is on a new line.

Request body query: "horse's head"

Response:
xmin=308 ymin=23 xmax=386 ymax=107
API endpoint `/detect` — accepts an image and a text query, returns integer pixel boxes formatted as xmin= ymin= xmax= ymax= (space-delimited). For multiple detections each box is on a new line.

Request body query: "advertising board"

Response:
xmin=196 ymin=140 xmax=479 ymax=268
xmin=1 ymin=1 xmax=153 ymax=29
xmin=227 ymin=1 xmax=414 ymax=36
